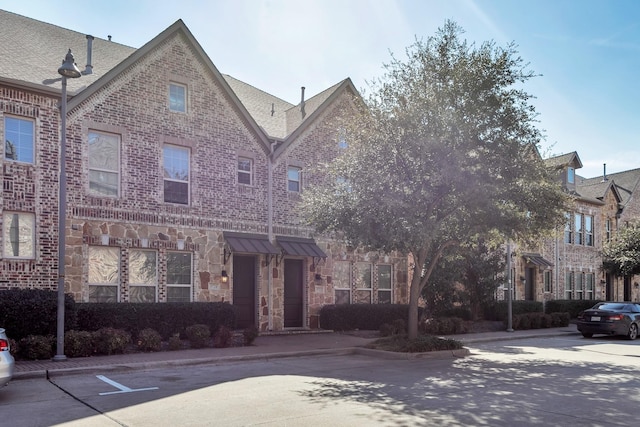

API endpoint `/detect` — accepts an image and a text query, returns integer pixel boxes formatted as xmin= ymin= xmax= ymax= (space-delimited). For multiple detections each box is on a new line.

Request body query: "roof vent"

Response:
xmin=82 ymin=35 xmax=94 ymax=75
xmin=300 ymin=86 xmax=306 ymax=119
xmin=602 ymin=163 xmax=608 ymax=182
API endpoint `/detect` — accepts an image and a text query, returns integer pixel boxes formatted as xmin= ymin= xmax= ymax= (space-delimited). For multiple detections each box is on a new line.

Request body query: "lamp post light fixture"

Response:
xmin=54 ymin=49 xmax=82 ymax=362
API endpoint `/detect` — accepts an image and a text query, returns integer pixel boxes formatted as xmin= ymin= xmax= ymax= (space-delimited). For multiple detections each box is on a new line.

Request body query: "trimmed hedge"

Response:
xmin=545 ymin=300 xmax=601 ymax=318
xmin=0 ymin=289 xmax=76 ymax=341
xmin=508 ymin=312 xmax=570 ymax=330
xmin=75 ymin=302 xmax=237 ymax=339
xmin=483 ymin=300 xmax=543 ymax=321
xmin=319 ymin=304 xmax=424 ymax=331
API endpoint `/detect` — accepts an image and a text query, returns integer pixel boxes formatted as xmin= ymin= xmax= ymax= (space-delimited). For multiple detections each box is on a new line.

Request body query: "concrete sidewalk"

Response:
xmin=12 ymin=324 xmax=580 ymax=380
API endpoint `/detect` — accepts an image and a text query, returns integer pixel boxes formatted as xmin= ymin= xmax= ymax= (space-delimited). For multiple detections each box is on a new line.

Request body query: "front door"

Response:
xmin=624 ymin=276 xmax=631 ymax=301
xmin=284 ymin=259 xmax=304 ymax=328
xmin=525 ymin=267 xmax=535 ymax=300
xmin=233 ymin=255 xmax=256 ymax=329
xmin=606 ymin=273 xmax=613 ymax=301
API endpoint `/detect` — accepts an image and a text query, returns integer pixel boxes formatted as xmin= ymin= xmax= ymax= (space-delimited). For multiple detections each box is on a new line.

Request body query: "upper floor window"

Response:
xmin=238 ymin=157 xmax=253 ymax=185
xmin=163 ymin=145 xmax=190 ymax=205
xmin=2 ymin=212 xmax=35 ymax=259
xmin=567 ymin=167 xmax=575 ymax=184
xmin=88 ymin=131 xmax=120 ymax=197
xmin=4 ymin=116 xmax=34 ymax=163
xmin=169 ymin=83 xmax=187 ymax=113
xmin=606 ymin=218 xmax=612 ymax=242
xmin=564 ymin=213 xmax=572 ymax=244
xmin=574 ymin=213 xmax=583 ymax=245
xmin=338 ymin=131 xmax=348 ymax=149
xmin=333 ymin=261 xmax=351 ymax=304
xmin=585 ymin=215 xmax=594 ymax=246
xmin=287 ymin=166 xmax=302 ymax=192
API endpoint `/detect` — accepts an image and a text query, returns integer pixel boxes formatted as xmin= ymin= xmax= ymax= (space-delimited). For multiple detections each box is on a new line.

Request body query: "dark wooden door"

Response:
xmin=284 ymin=259 xmax=304 ymax=328
xmin=525 ymin=267 xmax=535 ymax=300
xmin=624 ymin=276 xmax=631 ymax=301
xmin=233 ymin=255 xmax=256 ymax=329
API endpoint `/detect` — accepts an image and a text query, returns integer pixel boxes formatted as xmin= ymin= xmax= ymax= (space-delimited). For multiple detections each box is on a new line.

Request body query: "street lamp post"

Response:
xmin=54 ymin=49 xmax=82 ymax=362
xmin=506 ymin=241 xmax=514 ymax=332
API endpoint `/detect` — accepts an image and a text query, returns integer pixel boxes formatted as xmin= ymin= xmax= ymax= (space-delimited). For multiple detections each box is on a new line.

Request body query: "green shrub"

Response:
xmin=550 ymin=312 xmax=570 ymax=327
xmin=436 ymin=307 xmax=472 ymax=321
xmin=243 ymin=326 xmax=259 ymax=346
xmin=484 ymin=300 xmax=543 ymax=321
xmin=545 ymin=300 xmax=601 ymax=318
xmin=65 ymin=330 xmax=94 ymax=357
xmin=137 ymin=328 xmax=162 ymax=352
xmin=508 ymin=312 xmax=570 ymax=330
xmin=168 ymin=333 xmax=183 ymax=351
xmin=420 ymin=317 xmax=468 ymax=335
xmin=92 ymin=328 xmax=131 ymax=355
xmin=379 ymin=323 xmax=395 ymax=337
xmin=319 ymin=304 xmax=423 ymax=331
xmin=367 ymin=334 xmax=463 ymax=353
xmin=75 ymin=302 xmax=236 ymax=339
xmin=539 ymin=314 xmax=553 ymax=328
xmin=185 ymin=324 xmax=211 ymax=348
xmin=213 ymin=326 xmax=232 ymax=348
xmin=18 ymin=335 xmax=54 ymax=360
xmin=0 ymin=289 xmax=76 ymax=341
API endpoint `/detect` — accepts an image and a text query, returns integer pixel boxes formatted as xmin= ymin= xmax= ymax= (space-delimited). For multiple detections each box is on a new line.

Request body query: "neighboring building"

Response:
xmin=507 ymin=152 xmax=640 ymax=304
xmin=0 ymin=10 xmax=409 ymax=331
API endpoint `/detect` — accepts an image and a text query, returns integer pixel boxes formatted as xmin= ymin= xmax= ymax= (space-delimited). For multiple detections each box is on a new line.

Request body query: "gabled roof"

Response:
xmin=576 ymin=178 xmax=622 ymax=205
xmin=579 ymin=168 xmax=640 ymax=208
xmin=545 ymin=152 xmax=583 ymax=170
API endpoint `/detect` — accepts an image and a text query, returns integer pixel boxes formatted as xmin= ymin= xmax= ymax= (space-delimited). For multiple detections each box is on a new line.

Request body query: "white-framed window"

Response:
xmin=2 ymin=212 xmax=35 ymax=259
xmin=567 ymin=167 xmax=575 ymax=184
xmin=606 ymin=218 xmax=612 ymax=242
xmin=88 ymin=246 xmax=119 ymax=302
xmin=333 ymin=261 xmax=351 ymax=304
xmin=166 ymin=251 xmax=192 ymax=302
xmin=169 ymin=82 xmax=187 ymax=113
xmin=574 ymin=213 xmax=583 ymax=245
xmin=564 ymin=213 xmax=572 ymax=244
xmin=354 ymin=262 xmax=372 ymax=304
xmin=565 ymin=271 xmax=573 ymax=300
xmin=238 ymin=156 xmax=253 ymax=185
xmin=129 ymin=250 xmax=157 ymax=302
xmin=585 ymin=215 xmax=594 ymax=246
xmin=575 ymin=273 xmax=583 ymax=300
xmin=88 ymin=130 xmax=120 ymax=197
xmin=337 ymin=130 xmax=348 ymax=149
xmin=544 ymin=270 xmax=552 ymax=293
xmin=4 ymin=116 xmax=34 ymax=163
xmin=163 ymin=144 xmax=190 ymax=204
xmin=377 ymin=264 xmax=392 ymax=303
xmin=287 ymin=166 xmax=302 ymax=192
xmin=585 ymin=273 xmax=594 ymax=300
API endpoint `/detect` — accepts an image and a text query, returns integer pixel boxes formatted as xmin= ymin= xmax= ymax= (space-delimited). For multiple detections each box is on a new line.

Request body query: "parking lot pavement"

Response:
xmin=11 ymin=325 xmax=580 ymax=380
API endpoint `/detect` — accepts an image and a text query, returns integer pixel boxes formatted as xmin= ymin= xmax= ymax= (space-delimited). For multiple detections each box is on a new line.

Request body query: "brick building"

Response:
xmin=0 ymin=10 xmax=409 ymax=331
xmin=509 ymin=152 xmax=640 ymax=304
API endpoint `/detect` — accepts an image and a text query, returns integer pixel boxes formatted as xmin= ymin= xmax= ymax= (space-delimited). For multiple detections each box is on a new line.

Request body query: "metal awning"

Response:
xmin=523 ymin=253 xmax=554 ymax=268
xmin=276 ymin=236 xmax=326 ymax=258
xmin=223 ymin=232 xmax=280 ymax=264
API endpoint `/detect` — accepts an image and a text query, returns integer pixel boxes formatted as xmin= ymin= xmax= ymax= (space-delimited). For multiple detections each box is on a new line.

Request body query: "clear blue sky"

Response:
xmin=3 ymin=0 xmax=639 ymax=178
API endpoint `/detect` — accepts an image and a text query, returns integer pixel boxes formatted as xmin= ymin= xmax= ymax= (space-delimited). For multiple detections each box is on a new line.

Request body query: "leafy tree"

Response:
xmin=301 ymin=21 xmax=570 ymax=339
xmin=424 ymin=237 xmax=505 ymax=321
xmin=602 ymin=222 xmax=640 ymax=277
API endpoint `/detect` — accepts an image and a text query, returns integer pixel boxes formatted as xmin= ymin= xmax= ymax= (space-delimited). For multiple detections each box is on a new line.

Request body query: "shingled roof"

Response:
xmin=0 ymin=8 xmax=354 ymax=145
xmin=579 ymin=168 xmax=640 ymax=208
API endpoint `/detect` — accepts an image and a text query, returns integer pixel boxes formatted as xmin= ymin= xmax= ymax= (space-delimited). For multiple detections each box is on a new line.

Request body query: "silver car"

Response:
xmin=0 ymin=328 xmax=15 ymax=387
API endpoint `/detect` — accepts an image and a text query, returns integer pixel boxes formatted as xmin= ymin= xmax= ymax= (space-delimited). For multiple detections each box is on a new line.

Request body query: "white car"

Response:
xmin=0 ymin=328 xmax=15 ymax=387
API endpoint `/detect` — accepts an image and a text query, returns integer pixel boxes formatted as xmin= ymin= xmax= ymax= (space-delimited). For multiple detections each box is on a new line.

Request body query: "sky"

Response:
xmin=3 ymin=0 xmax=639 ymax=178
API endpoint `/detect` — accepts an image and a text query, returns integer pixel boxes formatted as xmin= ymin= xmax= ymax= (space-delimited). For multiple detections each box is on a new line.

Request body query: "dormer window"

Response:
xmin=567 ymin=167 xmax=575 ymax=184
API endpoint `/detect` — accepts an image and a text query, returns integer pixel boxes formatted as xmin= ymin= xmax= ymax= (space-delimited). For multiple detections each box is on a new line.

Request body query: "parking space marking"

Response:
xmin=97 ymin=375 xmax=159 ymax=396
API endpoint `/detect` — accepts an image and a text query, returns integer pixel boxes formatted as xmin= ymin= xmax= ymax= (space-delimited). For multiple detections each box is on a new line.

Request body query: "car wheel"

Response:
xmin=627 ymin=323 xmax=638 ymax=340
xmin=581 ymin=332 xmax=593 ymax=338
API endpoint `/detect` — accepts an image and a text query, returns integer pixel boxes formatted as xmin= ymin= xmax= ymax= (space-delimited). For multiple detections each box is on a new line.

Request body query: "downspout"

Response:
xmin=267 ymin=141 xmax=275 ymax=331
xmin=555 ymin=228 xmax=560 ymax=301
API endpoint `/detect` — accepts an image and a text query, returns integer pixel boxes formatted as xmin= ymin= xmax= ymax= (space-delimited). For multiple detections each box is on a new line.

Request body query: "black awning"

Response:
xmin=223 ymin=232 xmax=280 ymax=255
xmin=523 ymin=253 xmax=554 ymax=268
xmin=276 ymin=236 xmax=326 ymax=258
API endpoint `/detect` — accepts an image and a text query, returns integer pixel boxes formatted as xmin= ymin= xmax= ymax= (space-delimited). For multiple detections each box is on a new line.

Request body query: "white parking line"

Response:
xmin=97 ymin=375 xmax=159 ymax=396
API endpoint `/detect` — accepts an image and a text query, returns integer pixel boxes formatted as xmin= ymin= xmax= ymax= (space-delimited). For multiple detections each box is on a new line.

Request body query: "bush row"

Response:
xmin=11 ymin=324 xmax=260 ymax=360
xmin=544 ymin=300 xmax=601 ymax=318
xmin=0 ymin=289 xmax=238 ymax=341
xmin=507 ymin=312 xmax=571 ymax=330
xmin=319 ymin=304 xmax=425 ymax=331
